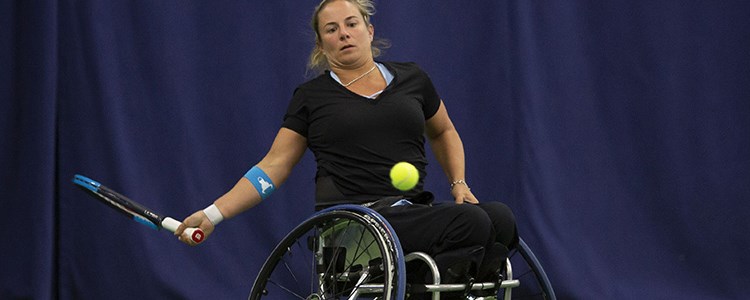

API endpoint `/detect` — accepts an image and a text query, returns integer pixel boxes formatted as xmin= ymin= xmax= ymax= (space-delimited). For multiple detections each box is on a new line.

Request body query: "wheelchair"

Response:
xmin=248 ymin=204 xmax=556 ymax=300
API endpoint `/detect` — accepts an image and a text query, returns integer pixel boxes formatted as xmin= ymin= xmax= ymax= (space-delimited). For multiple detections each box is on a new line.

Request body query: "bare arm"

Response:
xmin=176 ymin=128 xmax=307 ymax=244
xmin=214 ymin=128 xmax=307 ymax=218
xmin=425 ymin=101 xmax=477 ymax=204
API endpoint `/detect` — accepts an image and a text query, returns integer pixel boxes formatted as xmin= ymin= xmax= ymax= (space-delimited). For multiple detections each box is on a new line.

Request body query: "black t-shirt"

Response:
xmin=282 ymin=61 xmax=441 ymax=206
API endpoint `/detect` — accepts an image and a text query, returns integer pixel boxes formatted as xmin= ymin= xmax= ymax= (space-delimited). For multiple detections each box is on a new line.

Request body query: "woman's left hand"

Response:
xmin=451 ymin=184 xmax=478 ymax=204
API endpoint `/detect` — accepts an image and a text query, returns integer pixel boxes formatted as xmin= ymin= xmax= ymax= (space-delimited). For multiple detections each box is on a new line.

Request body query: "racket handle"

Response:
xmin=162 ymin=217 xmax=205 ymax=244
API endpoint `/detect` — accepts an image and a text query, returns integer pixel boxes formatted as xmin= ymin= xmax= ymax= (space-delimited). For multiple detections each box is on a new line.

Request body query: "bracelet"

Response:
xmin=203 ymin=204 xmax=224 ymax=226
xmin=450 ymin=179 xmax=470 ymax=191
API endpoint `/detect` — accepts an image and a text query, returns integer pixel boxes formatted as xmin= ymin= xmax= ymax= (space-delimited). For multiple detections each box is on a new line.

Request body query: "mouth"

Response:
xmin=340 ymin=44 xmax=355 ymax=51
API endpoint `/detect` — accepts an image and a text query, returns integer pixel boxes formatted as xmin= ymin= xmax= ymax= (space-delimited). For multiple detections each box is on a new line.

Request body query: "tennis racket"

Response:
xmin=72 ymin=174 xmax=204 ymax=244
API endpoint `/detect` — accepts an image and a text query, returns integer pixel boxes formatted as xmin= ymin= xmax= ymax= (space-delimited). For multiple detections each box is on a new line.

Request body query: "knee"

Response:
xmin=480 ymin=202 xmax=517 ymax=246
xmin=482 ymin=202 xmax=516 ymax=226
xmin=446 ymin=205 xmax=493 ymax=245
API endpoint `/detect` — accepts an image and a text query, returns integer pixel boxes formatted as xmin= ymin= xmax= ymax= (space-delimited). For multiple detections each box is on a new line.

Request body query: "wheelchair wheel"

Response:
xmin=249 ymin=205 xmax=406 ymax=300
xmin=502 ymin=237 xmax=556 ymax=300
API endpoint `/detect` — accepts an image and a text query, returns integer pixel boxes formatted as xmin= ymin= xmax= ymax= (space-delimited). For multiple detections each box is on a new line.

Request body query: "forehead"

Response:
xmin=318 ymin=0 xmax=362 ymax=25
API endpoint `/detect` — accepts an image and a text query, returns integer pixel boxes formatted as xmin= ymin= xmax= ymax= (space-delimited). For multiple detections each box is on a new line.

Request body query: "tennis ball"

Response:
xmin=390 ymin=162 xmax=419 ymax=191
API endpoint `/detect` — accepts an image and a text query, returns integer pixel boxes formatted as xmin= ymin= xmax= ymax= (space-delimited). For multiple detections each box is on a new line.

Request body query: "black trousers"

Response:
xmin=372 ymin=195 xmax=518 ymax=281
xmin=315 ymin=177 xmax=517 ymax=283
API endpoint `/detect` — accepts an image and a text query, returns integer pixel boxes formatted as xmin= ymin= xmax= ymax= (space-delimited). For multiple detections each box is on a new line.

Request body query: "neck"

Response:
xmin=330 ymin=58 xmax=374 ymax=75
xmin=331 ymin=61 xmax=378 ymax=87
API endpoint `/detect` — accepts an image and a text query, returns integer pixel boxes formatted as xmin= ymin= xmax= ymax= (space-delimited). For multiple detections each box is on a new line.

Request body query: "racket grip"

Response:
xmin=162 ymin=217 xmax=205 ymax=244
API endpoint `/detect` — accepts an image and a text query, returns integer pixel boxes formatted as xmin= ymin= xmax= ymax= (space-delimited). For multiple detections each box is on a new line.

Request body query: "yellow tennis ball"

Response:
xmin=390 ymin=162 xmax=419 ymax=191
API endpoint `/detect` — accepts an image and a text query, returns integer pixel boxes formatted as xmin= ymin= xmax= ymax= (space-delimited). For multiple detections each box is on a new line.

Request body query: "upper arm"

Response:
xmin=425 ymin=100 xmax=456 ymax=140
xmin=258 ymin=128 xmax=308 ymax=171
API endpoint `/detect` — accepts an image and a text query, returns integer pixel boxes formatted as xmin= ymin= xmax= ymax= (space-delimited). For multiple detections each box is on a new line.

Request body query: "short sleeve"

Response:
xmin=418 ymin=69 xmax=441 ymax=120
xmin=281 ymin=87 xmax=309 ymax=137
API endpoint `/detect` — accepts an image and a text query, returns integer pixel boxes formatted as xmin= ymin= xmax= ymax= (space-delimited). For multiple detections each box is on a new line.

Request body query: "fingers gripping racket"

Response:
xmin=72 ymin=174 xmax=204 ymax=244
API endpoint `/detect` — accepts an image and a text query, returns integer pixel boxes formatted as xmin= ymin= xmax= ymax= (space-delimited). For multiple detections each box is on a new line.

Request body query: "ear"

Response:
xmin=368 ymin=24 xmax=374 ymax=41
xmin=316 ymin=40 xmax=325 ymax=52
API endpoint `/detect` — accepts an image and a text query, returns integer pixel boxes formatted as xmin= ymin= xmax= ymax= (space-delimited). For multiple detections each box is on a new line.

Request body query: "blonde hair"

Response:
xmin=307 ymin=0 xmax=390 ymax=74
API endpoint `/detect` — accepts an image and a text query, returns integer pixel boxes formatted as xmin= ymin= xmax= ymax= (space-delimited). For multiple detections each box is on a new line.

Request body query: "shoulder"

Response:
xmin=296 ymin=72 xmax=333 ymax=91
xmin=380 ymin=61 xmax=433 ymax=85
xmin=290 ymin=72 xmax=340 ymax=103
xmin=380 ymin=61 xmax=436 ymax=90
xmin=380 ymin=61 xmax=426 ymax=75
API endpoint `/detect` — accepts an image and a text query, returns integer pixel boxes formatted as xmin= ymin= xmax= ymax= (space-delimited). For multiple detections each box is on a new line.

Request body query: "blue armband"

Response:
xmin=244 ymin=166 xmax=275 ymax=200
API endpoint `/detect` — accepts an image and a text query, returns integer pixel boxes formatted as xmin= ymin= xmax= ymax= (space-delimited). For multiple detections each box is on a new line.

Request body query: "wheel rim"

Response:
xmin=250 ymin=210 xmax=400 ymax=300
xmin=503 ymin=238 xmax=556 ymax=300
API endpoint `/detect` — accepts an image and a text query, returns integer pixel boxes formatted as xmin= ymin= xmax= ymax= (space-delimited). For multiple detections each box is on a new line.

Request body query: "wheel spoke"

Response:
xmin=249 ymin=209 xmax=403 ymax=300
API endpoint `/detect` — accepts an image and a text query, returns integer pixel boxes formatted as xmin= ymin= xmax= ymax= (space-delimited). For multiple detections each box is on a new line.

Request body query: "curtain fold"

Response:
xmin=1 ymin=1 xmax=58 ymax=299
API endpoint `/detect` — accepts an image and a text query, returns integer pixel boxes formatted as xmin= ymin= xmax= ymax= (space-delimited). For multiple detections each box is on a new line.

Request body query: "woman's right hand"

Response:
xmin=175 ymin=210 xmax=216 ymax=246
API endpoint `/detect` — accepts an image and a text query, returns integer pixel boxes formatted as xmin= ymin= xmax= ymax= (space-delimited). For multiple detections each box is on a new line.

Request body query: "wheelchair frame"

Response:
xmin=248 ymin=204 xmax=556 ymax=300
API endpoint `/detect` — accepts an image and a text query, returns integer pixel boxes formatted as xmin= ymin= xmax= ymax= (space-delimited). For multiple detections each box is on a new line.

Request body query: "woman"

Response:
xmin=176 ymin=0 xmax=517 ymax=290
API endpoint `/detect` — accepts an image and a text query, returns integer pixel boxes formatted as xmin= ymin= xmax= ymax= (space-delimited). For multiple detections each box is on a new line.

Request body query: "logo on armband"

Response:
xmin=245 ymin=166 xmax=275 ymax=200
xmin=258 ymin=177 xmax=274 ymax=194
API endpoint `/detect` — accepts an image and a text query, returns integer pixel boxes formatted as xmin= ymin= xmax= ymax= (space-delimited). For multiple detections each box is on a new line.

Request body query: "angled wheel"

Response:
xmin=501 ymin=237 xmax=556 ymax=300
xmin=249 ymin=205 xmax=406 ymax=300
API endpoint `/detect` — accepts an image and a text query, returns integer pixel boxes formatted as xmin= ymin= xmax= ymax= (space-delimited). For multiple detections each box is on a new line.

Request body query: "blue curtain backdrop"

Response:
xmin=2 ymin=0 xmax=749 ymax=299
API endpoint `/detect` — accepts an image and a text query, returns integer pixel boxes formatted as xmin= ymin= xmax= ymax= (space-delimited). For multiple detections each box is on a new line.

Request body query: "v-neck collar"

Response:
xmin=327 ymin=62 xmax=395 ymax=100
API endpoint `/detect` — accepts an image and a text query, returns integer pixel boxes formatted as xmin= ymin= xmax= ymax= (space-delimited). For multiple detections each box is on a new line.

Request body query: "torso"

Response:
xmin=282 ymin=62 xmax=441 ymax=206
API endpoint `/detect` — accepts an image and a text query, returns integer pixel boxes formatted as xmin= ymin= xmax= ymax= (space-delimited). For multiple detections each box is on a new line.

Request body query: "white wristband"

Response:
xmin=203 ymin=204 xmax=224 ymax=226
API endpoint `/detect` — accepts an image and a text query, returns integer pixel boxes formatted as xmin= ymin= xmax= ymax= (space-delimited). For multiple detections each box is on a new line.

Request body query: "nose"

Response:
xmin=339 ymin=28 xmax=350 ymax=41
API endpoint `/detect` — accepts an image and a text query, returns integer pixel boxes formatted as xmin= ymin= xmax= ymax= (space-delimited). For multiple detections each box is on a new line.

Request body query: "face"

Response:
xmin=316 ymin=0 xmax=374 ymax=68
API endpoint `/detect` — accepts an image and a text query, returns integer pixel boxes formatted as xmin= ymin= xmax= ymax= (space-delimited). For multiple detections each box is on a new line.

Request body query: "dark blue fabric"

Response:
xmin=2 ymin=1 xmax=749 ymax=299
xmin=1 ymin=1 xmax=58 ymax=299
